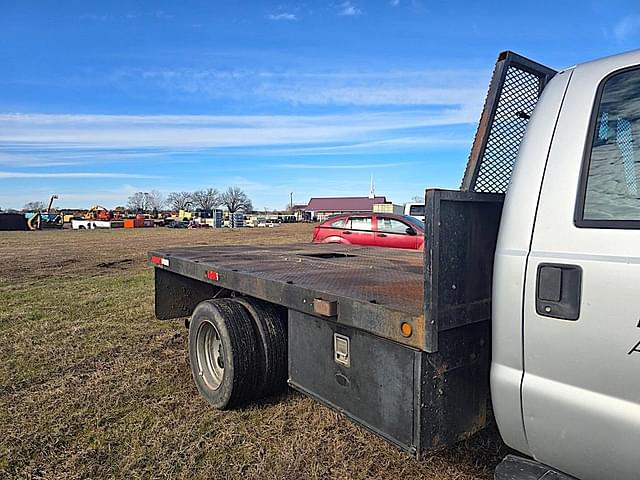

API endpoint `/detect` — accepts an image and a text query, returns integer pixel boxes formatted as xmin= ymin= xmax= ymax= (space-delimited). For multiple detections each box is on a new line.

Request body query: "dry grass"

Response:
xmin=0 ymin=225 xmax=506 ymax=479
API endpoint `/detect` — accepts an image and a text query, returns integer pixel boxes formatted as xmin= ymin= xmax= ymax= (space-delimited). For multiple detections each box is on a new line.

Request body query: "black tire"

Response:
xmin=188 ymin=298 xmax=259 ymax=409
xmin=232 ymin=297 xmax=288 ymax=398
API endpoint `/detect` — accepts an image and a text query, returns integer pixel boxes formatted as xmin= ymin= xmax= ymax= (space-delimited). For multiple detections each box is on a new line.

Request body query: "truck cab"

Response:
xmin=492 ymin=50 xmax=640 ymax=479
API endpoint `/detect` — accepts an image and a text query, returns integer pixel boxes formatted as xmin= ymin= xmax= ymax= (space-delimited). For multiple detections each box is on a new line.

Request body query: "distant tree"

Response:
xmin=410 ymin=195 xmax=424 ymax=203
xmin=221 ymin=186 xmax=252 ymax=213
xmin=23 ymin=201 xmax=46 ymax=212
xmin=127 ymin=192 xmax=147 ymax=211
xmin=167 ymin=191 xmax=193 ymax=211
xmin=146 ymin=190 xmax=165 ymax=211
xmin=192 ymin=188 xmax=220 ymax=210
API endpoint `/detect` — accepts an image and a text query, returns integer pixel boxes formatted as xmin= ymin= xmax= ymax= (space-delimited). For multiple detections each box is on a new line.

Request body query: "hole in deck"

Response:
xmin=299 ymin=252 xmax=356 ymax=259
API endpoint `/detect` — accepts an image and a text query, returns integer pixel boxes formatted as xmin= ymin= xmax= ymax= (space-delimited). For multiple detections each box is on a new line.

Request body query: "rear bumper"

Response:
xmin=495 ymin=455 xmax=578 ymax=480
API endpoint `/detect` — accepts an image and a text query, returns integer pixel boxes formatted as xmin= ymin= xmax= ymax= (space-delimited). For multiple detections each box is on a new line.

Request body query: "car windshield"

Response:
xmin=403 ymin=215 xmax=425 ymax=230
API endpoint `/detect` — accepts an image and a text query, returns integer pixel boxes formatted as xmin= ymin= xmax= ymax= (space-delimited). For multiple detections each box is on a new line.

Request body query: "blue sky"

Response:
xmin=1 ymin=1 xmax=639 ymax=210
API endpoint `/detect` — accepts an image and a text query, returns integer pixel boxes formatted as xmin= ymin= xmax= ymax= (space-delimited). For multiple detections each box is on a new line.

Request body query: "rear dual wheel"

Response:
xmin=233 ymin=297 xmax=288 ymax=398
xmin=188 ymin=297 xmax=287 ymax=409
xmin=189 ymin=299 xmax=259 ymax=409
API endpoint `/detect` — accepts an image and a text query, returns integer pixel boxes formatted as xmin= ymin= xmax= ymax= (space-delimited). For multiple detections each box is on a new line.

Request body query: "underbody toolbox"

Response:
xmin=288 ymin=310 xmax=490 ymax=454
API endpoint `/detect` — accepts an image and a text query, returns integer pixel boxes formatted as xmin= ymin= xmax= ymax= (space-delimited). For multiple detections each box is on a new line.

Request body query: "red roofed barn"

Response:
xmin=305 ymin=196 xmax=387 ymax=221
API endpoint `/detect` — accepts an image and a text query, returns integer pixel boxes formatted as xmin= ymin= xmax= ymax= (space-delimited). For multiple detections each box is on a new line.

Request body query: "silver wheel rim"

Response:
xmin=196 ymin=320 xmax=225 ymax=390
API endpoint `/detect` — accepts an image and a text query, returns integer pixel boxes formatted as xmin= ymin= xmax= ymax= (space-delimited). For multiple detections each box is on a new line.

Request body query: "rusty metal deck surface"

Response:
xmin=152 ymin=243 xmax=424 ymax=316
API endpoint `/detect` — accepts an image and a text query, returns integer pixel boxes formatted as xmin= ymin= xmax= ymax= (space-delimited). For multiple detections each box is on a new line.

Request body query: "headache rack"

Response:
xmin=461 ymin=51 xmax=557 ymax=194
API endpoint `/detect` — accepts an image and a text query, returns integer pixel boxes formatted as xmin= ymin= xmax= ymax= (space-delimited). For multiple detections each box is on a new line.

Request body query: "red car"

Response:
xmin=312 ymin=213 xmax=425 ymax=250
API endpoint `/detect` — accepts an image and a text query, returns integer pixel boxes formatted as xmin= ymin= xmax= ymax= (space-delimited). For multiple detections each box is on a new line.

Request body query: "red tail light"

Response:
xmin=312 ymin=226 xmax=320 ymax=242
xmin=151 ymin=256 xmax=169 ymax=266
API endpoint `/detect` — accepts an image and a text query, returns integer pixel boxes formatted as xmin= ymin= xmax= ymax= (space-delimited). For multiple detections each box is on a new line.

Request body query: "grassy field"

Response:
xmin=0 ymin=225 xmax=506 ymax=479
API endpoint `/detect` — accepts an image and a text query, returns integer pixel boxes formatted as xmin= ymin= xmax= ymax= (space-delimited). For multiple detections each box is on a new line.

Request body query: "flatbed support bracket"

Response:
xmin=313 ymin=298 xmax=337 ymax=317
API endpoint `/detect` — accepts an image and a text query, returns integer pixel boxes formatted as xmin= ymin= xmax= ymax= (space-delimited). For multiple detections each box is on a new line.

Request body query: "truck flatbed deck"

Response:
xmin=152 ymin=243 xmax=424 ymax=314
xmin=151 ymin=243 xmax=425 ymax=347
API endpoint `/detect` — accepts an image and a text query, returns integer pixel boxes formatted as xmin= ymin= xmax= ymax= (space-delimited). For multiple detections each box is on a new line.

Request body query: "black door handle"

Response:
xmin=377 ymin=233 xmax=387 ymax=237
xmin=342 ymin=231 xmax=352 ymax=235
xmin=536 ymin=263 xmax=582 ymax=320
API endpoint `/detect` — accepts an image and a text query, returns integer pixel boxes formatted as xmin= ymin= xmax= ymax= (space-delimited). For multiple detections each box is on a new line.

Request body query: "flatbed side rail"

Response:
xmin=461 ymin=51 xmax=557 ymax=194
xmin=150 ymin=247 xmax=427 ymax=350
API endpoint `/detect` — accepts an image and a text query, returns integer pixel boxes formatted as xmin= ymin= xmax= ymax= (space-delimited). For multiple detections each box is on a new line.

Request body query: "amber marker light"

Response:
xmin=400 ymin=322 xmax=412 ymax=337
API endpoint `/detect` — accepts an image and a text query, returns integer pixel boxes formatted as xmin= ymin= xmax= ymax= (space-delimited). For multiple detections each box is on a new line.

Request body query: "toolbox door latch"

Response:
xmin=334 ymin=333 xmax=350 ymax=367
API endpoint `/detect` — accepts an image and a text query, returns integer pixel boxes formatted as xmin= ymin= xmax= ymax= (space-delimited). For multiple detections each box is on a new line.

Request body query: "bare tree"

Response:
xmin=410 ymin=195 xmax=424 ymax=203
xmin=192 ymin=188 xmax=220 ymax=210
xmin=167 ymin=191 xmax=193 ymax=211
xmin=146 ymin=190 xmax=165 ymax=211
xmin=221 ymin=186 xmax=252 ymax=213
xmin=127 ymin=192 xmax=147 ymax=211
xmin=23 ymin=201 xmax=46 ymax=212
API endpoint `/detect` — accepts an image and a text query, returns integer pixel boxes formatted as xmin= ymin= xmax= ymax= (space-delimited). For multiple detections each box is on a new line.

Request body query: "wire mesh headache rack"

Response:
xmin=461 ymin=51 xmax=557 ymax=194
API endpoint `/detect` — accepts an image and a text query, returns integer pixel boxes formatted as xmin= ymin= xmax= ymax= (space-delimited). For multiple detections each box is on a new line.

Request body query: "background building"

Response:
xmin=304 ymin=196 xmax=387 ymax=221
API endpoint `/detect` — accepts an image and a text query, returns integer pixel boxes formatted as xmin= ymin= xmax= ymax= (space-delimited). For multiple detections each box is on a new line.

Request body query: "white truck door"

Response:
xmin=522 ymin=53 xmax=640 ymax=480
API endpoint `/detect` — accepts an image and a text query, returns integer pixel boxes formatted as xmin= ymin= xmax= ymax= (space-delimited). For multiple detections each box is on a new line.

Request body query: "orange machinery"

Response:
xmin=124 ymin=214 xmax=151 ymax=228
xmin=84 ymin=205 xmax=112 ymax=221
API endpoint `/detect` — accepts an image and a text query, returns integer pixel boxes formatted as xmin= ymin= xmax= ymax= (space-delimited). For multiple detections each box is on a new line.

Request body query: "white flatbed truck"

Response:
xmin=71 ymin=219 xmax=124 ymax=229
xmin=149 ymin=49 xmax=640 ymax=480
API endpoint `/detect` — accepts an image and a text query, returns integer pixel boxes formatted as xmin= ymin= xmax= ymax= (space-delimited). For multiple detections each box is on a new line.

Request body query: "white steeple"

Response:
xmin=368 ymin=175 xmax=375 ymax=199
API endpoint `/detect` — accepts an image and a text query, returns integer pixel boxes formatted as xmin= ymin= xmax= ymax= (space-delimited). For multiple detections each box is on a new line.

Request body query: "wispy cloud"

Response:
xmin=0 ymin=111 xmax=476 ymax=152
xmin=79 ymin=13 xmax=113 ymax=21
xmin=79 ymin=10 xmax=174 ymax=22
xmin=613 ymin=15 xmax=640 ymax=41
xmin=0 ymin=172 xmax=162 ymax=179
xmin=0 ymin=153 xmax=86 ymax=167
xmin=267 ymin=86 xmax=482 ymax=106
xmin=390 ymin=0 xmax=400 ymax=6
xmin=253 ymin=136 xmax=470 ymax=156
xmin=272 ymin=161 xmax=417 ymax=169
xmin=0 ymin=111 xmax=475 ymax=175
xmin=118 ymin=67 xmax=487 ymax=108
xmin=337 ymin=1 xmax=362 ymax=16
xmin=267 ymin=12 xmax=297 ymax=21
xmin=151 ymin=10 xmax=174 ymax=20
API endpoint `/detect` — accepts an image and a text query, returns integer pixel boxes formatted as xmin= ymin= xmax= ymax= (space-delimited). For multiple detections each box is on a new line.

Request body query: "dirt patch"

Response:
xmin=96 ymin=258 xmax=134 ymax=268
xmin=0 ymin=224 xmax=313 ymax=285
